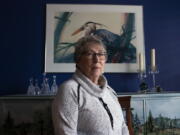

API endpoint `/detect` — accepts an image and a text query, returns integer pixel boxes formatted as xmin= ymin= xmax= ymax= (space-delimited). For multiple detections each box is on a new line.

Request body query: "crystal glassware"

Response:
xmin=51 ymin=75 xmax=58 ymax=95
xmin=149 ymin=66 xmax=159 ymax=92
xmin=27 ymin=78 xmax=36 ymax=95
xmin=137 ymin=70 xmax=148 ymax=93
xmin=35 ymin=79 xmax=41 ymax=95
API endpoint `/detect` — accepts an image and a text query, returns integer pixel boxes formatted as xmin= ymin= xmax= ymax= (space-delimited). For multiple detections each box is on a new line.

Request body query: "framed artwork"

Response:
xmin=45 ymin=4 xmax=145 ymax=72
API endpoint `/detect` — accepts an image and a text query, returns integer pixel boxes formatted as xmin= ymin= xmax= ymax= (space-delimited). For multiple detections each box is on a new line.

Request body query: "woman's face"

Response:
xmin=77 ymin=43 xmax=106 ymax=83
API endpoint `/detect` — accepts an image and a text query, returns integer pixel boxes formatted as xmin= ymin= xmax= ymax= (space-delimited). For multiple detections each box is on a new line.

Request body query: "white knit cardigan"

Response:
xmin=52 ymin=70 xmax=129 ymax=135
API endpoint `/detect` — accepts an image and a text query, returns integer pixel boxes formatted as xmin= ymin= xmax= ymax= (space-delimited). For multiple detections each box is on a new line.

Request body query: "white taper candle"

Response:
xmin=151 ymin=48 xmax=156 ymax=71
xmin=139 ymin=53 xmax=144 ymax=72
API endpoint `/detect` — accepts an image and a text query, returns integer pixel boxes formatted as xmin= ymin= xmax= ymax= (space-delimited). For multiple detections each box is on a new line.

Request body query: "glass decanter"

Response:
xmin=27 ymin=78 xmax=36 ymax=95
xmin=35 ymin=79 xmax=41 ymax=95
xmin=51 ymin=75 xmax=58 ymax=95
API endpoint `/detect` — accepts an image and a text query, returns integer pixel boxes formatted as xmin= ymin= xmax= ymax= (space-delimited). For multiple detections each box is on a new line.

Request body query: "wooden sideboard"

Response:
xmin=1 ymin=92 xmax=180 ymax=135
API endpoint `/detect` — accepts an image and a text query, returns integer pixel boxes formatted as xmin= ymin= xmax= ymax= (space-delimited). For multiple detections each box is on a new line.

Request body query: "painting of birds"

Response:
xmin=54 ymin=12 xmax=136 ymax=63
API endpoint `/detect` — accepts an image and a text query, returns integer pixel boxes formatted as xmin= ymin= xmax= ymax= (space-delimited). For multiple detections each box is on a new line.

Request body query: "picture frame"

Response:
xmin=45 ymin=4 xmax=145 ymax=73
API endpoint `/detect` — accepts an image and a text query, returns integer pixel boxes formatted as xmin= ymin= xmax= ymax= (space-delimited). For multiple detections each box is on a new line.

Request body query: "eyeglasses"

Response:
xmin=82 ymin=51 xmax=107 ymax=60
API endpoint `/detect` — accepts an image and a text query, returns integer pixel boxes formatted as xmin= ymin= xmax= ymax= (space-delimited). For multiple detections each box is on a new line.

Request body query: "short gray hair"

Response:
xmin=74 ymin=35 xmax=106 ymax=63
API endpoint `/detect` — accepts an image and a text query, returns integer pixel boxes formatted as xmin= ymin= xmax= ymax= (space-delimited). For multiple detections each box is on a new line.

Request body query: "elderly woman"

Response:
xmin=52 ymin=35 xmax=129 ymax=135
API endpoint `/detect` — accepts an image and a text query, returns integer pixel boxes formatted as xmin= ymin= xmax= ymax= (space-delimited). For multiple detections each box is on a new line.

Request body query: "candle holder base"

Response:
xmin=138 ymin=81 xmax=148 ymax=93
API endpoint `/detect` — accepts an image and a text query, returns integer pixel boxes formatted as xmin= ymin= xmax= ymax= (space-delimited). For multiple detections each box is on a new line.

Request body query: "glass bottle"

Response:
xmin=41 ymin=73 xmax=46 ymax=95
xmin=44 ymin=78 xmax=51 ymax=95
xmin=27 ymin=78 xmax=35 ymax=95
xmin=35 ymin=79 xmax=41 ymax=95
xmin=51 ymin=75 xmax=58 ymax=95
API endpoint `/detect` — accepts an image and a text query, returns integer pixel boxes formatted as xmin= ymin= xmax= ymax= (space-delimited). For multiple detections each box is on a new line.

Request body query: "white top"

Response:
xmin=52 ymin=70 xmax=129 ymax=135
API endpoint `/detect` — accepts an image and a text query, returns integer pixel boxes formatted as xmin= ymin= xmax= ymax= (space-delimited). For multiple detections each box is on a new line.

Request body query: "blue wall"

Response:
xmin=1 ymin=0 xmax=180 ymax=95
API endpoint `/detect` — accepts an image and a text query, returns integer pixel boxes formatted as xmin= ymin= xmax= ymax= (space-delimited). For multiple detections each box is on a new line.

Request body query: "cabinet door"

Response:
xmin=131 ymin=94 xmax=180 ymax=135
xmin=0 ymin=97 xmax=54 ymax=135
xmin=145 ymin=97 xmax=180 ymax=135
xmin=131 ymin=97 xmax=145 ymax=135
